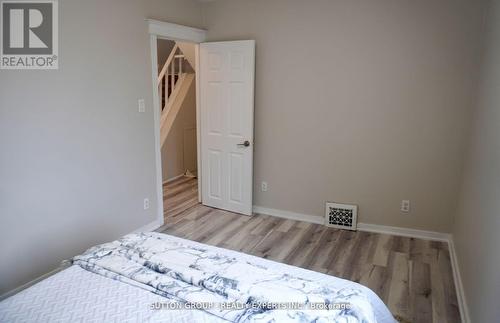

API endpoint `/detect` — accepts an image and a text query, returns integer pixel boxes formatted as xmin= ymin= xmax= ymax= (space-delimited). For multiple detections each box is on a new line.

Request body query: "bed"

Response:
xmin=0 ymin=232 xmax=396 ymax=323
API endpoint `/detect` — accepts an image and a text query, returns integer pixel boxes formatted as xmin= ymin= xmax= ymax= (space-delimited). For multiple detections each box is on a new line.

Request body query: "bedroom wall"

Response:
xmin=0 ymin=0 xmax=203 ymax=295
xmin=201 ymin=0 xmax=485 ymax=232
xmin=452 ymin=0 xmax=500 ymax=321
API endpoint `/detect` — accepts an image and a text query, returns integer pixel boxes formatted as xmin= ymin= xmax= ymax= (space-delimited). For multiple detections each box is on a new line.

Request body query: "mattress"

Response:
xmin=0 ymin=265 xmax=223 ymax=323
xmin=0 ymin=233 xmax=396 ymax=323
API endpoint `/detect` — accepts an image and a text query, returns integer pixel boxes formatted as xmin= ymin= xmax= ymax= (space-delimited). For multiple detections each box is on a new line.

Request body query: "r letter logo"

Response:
xmin=1 ymin=0 xmax=58 ymax=69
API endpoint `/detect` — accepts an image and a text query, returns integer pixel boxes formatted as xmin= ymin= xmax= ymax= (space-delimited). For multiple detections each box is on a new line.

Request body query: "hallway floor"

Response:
xmin=163 ymin=176 xmax=199 ymax=219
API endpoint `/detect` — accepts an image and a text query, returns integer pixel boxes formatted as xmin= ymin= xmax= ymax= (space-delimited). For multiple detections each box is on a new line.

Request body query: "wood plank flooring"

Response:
xmin=163 ymin=176 xmax=199 ymax=218
xmin=160 ymin=176 xmax=460 ymax=323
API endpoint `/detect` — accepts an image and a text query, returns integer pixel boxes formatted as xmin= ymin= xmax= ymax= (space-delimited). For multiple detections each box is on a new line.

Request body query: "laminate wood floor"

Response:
xmin=160 ymin=176 xmax=460 ymax=323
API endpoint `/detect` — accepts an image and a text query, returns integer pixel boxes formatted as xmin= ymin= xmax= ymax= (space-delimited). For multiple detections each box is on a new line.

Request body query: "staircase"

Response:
xmin=158 ymin=43 xmax=195 ymax=147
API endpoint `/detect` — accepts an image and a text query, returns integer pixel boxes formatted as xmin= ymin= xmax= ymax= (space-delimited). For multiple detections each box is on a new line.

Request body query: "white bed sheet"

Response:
xmin=0 ymin=234 xmax=396 ymax=323
xmin=0 ymin=265 xmax=223 ymax=323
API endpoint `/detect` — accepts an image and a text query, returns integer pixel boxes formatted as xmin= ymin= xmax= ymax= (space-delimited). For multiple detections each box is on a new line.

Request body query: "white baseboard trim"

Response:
xmin=131 ymin=217 xmax=164 ymax=233
xmin=253 ymin=206 xmax=324 ymax=225
xmin=253 ymin=205 xmax=449 ymax=241
xmin=448 ymin=237 xmax=470 ymax=323
xmin=356 ymin=223 xmax=451 ymax=242
xmin=162 ymin=174 xmax=185 ymax=184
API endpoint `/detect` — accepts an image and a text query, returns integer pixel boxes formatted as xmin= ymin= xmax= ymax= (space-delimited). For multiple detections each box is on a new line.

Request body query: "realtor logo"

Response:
xmin=1 ymin=0 xmax=58 ymax=69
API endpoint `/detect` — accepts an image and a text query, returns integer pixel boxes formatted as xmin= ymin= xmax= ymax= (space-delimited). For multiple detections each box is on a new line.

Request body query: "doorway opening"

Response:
xmin=156 ymin=38 xmax=199 ymax=220
xmin=148 ymin=20 xmax=255 ymax=228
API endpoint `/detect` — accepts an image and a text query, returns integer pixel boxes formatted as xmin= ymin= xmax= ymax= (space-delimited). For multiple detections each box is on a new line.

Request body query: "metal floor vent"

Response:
xmin=325 ymin=202 xmax=358 ymax=230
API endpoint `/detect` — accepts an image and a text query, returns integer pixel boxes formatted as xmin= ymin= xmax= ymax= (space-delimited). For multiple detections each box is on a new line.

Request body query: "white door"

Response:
xmin=200 ymin=40 xmax=255 ymax=215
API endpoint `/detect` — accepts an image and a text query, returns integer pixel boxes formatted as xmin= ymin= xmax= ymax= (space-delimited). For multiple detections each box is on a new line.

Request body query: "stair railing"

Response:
xmin=157 ymin=44 xmax=186 ymax=111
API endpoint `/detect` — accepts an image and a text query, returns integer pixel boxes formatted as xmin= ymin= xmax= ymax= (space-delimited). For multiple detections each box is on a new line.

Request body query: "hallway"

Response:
xmin=163 ymin=176 xmax=199 ymax=220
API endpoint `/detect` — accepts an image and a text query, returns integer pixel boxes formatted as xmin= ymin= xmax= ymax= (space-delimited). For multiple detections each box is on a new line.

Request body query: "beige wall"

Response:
xmin=162 ymin=79 xmax=198 ymax=181
xmin=452 ymin=1 xmax=500 ymax=321
xmin=147 ymin=0 xmax=202 ymax=28
xmin=0 ymin=0 xmax=203 ymax=295
xmin=202 ymin=0 xmax=485 ymax=232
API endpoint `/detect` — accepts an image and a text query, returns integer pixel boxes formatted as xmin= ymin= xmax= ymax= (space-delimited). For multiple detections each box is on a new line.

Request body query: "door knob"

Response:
xmin=237 ymin=140 xmax=250 ymax=147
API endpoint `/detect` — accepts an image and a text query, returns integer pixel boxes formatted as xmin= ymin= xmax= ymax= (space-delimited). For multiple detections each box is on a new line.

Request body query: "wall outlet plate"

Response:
xmin=401 ymin=200 xmax=410 ymax=213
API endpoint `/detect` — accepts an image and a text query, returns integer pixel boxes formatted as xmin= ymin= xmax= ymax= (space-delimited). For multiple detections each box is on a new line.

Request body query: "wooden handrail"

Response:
xmin=157 ymin=43 xmax=189 ymax=112
xmin=157 ymin=43 xmax=179 ymax=85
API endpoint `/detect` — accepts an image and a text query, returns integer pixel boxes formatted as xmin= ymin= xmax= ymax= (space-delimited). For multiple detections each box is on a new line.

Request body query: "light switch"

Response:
xmin=138 ymin=99 xmax=145 ymax=113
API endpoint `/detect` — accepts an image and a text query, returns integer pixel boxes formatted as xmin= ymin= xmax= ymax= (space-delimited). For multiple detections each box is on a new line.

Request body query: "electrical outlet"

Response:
xmin=138 ymin=99 xmax=145 ymax=113
xmin=261 ymin=181 xmax=268 ymax=192
xmin=143 ymin=198 xmax=150 ymax=210
xmin=401 ymin=200 xmax=410 ymax=213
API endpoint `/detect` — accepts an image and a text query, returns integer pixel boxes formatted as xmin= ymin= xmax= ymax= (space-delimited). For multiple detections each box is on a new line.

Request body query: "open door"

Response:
xmin=200 ymin=40 xmax=255 ymax=215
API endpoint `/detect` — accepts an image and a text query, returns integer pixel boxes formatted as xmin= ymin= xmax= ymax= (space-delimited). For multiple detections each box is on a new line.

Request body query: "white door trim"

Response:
xmin=147 ymin=20 xmax=207 ymax=226
xmin=147 ymin=19 xmax=207 ymax=43
xmin=195 ymin=44 xmax=202 ymax=203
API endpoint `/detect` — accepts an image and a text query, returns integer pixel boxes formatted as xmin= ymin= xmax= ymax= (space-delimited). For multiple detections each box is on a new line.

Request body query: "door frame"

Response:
xmin=147 ymin=19 xmax=207 ymax=226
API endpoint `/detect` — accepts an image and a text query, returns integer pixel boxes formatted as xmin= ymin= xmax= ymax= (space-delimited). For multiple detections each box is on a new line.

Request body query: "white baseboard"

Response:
xmin=448 ymin=237 xmax=470 ymax=323
xmin=252 ymin=206 xmax=324 ymax=224
xmin=131 ymin=217 xmax=164 ymax=233
xmin=253 ymin=205 xmax=449 ymax=241
xmin=356 ymin=223 xmax=451 ymax=242
xmin=162 ymin=174 xmax=185 ymax=184
xmin=252 ymin=204 xmax=467 ymax=322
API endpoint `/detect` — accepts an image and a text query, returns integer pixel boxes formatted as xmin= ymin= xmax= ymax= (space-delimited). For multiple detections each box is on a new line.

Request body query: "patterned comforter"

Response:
xmin=73 ymin=232 xmax=379 ymax=323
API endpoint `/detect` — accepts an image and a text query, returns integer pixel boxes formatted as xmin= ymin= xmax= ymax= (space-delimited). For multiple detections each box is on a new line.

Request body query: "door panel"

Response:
xmin=208 ymin=149 xmax=222 ymax=201
xmin=229 ymin=83 xmax=245 ymax=137
xmin=207 ymin=84 xmax=223 ymax=135
xmin=229 ymin=152 xmax=244 ymax=203
xmin=200 ymin=40 xmax=255 ymax=215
